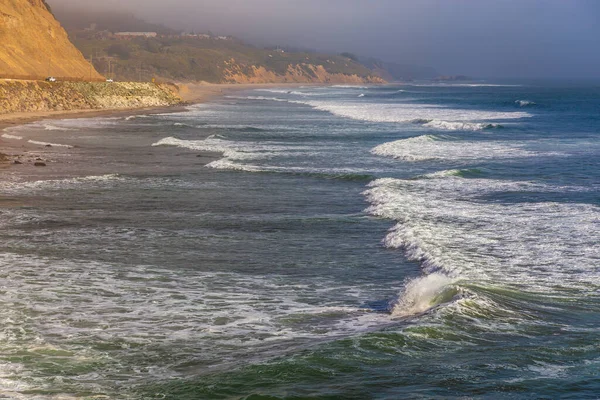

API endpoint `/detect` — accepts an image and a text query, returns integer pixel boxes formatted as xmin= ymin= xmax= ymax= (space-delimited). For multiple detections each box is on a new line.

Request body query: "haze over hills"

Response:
xmin=52 ymin=7 xmax=178 ymax=35
xmin=50 ymin=5 xmax=392 ymax=84
xmin=360 ymin=58 xmax=438 ymax=81
xmin=0 ymin=0 xmax=102 ymax=80
xmin=44 ymin=0 xmax=600 ymax=80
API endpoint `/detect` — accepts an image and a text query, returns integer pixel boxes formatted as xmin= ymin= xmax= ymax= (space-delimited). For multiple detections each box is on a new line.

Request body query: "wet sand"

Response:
xmin=0 ymin=82 xmax=309 ymax=167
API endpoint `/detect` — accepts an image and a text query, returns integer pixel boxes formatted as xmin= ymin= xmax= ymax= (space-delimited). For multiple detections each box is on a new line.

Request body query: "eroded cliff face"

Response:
xmin=0 ymin=0 xmax=103 ymax=79
xmin=0 ymin=80 xmax=181 ymax=114
xmin=223 ymin=62 xmax=385 ymax=84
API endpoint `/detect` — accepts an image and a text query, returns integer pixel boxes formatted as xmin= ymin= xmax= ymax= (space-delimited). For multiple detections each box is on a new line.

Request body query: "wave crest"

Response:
xmin=515 ymin=100 xmax=536 ymax=107
xmin=391 ymin=274 xmax=458 ymax=317
xmin=371 ymin=135 xmax=540 ymax=162
xmin=2 ymin=133 xmax=23 ymax=140
xmin=27 ymin=140 xmax=73 ymax=148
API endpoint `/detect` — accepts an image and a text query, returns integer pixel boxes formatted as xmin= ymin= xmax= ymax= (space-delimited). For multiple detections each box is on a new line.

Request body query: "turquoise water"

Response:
xmin=0 ymin=81 xmax=599 ymax=398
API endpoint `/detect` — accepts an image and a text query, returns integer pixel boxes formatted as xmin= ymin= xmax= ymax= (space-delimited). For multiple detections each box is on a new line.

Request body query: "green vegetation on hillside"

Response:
xmin=0 ymin=80 xmax=180 ymax=114
xmin=71 ymin=36 xmax=379 ymax=83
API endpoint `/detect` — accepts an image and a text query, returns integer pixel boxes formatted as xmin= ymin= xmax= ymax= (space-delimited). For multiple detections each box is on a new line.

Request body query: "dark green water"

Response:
xmin=1 ymin=82 xmax=599 ymax=399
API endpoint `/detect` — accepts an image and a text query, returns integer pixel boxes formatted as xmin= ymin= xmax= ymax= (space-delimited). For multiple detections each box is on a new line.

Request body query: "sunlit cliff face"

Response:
xmin=47 ymin=0 xmax=600 ymax=79
xmin=0 ymin=0 xmax=102 ymax=79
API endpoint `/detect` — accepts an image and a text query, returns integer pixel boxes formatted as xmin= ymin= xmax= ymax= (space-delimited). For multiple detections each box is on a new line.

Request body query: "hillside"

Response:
xmin=0 ymin=0 xmax=103 ymax=80
xmin=67 ymin=35 xmax=383 ymax=84
xmin=48 ymin=6 xmax=382 ymax=84
xmin=0 ymin=80 xmax=180 ymax=114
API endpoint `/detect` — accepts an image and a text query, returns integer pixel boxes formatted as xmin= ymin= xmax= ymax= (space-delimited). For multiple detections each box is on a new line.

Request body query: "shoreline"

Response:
xmin=0 ymin=82 xmax=321 ymax=167
xmin=0 ymin=82 xmax=325 ymax=130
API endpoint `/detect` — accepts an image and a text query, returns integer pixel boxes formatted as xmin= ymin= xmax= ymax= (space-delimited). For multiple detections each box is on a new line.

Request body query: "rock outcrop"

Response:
xmin=223 ymin=63 xmax=385 ymax=84
xmin=0 ymin=0 xmax=102 ymax=80
xmin=0 ymin=80 xmax=181 ymax=114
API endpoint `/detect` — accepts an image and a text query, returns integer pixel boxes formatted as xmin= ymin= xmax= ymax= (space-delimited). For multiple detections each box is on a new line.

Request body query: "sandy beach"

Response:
xmin=0 ymin=82 xmax=311 ymax=168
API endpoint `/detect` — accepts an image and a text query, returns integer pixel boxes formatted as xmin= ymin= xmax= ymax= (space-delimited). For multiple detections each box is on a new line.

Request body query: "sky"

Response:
xmin=48 ymin=0 xmax=600 ymax=79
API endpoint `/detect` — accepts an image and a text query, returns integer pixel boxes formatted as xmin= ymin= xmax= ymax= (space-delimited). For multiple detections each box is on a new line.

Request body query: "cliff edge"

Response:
xmin=0 ymin=0 xmax=103 ymax=80
xmin=223 ymin=63 xmax=385 ymax=84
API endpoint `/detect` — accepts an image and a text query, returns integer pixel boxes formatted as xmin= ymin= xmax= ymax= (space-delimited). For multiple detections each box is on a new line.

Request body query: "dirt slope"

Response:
xmin=0 ymin=0 xmax=102 ymax=80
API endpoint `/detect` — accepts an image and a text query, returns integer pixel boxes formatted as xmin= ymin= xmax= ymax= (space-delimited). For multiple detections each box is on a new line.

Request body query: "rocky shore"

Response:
xmin=0 ymin=80 xmax=182 ymax=115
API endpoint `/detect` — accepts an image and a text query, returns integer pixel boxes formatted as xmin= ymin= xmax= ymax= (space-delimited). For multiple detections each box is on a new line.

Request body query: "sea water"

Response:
xmin=0 ymin=81 xmax=599 ymax=398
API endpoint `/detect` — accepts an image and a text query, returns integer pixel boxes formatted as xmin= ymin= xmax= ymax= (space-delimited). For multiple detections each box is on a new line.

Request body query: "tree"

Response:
xmin=144 ymin=39 xmax=162 ymax=53
xmin=107 ymin=43 xmax=131 ymax=60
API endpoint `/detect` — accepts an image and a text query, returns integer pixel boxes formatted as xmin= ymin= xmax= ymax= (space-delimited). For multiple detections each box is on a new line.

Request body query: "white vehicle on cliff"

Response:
xmin=45 ymin=76 xmax=56 ymax=82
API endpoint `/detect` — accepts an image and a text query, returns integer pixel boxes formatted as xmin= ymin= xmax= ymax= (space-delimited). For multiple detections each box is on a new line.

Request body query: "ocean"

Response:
xmin=1 ymin=81 xmax=599 ymax=399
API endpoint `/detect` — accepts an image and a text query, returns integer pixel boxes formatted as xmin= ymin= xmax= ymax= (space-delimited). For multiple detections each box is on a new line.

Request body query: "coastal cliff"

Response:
xmin=65 ymin=29 xmax=385 ymax=84
xmin=223 ymin=63 xmax=385 ymax=84
xmin=0 ymin=0 xmax=102 ymax=80
xmin=0 ymin=81 xmax=181 ymax=114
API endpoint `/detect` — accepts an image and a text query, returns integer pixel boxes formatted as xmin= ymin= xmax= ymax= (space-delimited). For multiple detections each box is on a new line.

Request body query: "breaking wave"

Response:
xmin=152 ymin=136 xmax=316 ymax=161
xmin=1 ymin=174 xmax=125 ymax=194
xmin=27 ymin=140 xmax=74 ymax=148
xmin=416 ymin=120 xmax=503 ymax=131
xmin=125 ymin=115 xmax=152 ymax=121
xmin=228 ymin=95 xmax=290 ymax=103
xmin=205 ymin=159 xmax=376 ymax=181
xmin=371 ymin=135 xmax=540 ymax=162
xmin=254 ymin=89 xmax=325 ymax=97
xmin=299 ymin=101 xmax=529 ymax=129
xmin=152 ymin=136 xmax=265 ymax=160
xmin=1 ymin=133 xmax=23 ymax=140
xmin=240 ymin=96 xmax=530 ymax=131
xmin=418 ymin=168 xmax=488 ymax=179
xmin=331 ymin=85 xmax=369 ymax=89
xmin=363 ymin=175 xmax=600 ymax=298
xmin=391 ymin=274 xmax=460 ymax=317
xmin=516 ymin=100 xmax=536 ymax=107
xmin=42 ymin=124 xmax=72 ymax=131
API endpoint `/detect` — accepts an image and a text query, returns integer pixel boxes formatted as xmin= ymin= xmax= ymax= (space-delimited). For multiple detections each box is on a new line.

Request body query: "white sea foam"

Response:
xmin=42 ymin=124 xmax=72 ymax=131
xmin=421 ymin=120 xmax=502 ymax=131
xmin=186 ymin=123 xmax=273 ymax=131
xmin=228 ymin=95 xmax=290 ymax=103
xmin=419 ymin=169 xmax=475 ymax=179
xmin=254 ymin=89 xmax=325 ymax=96
xmin=0 ymin=174 xmax=124 ymax=192
xmin=371 ymin=134 xmax=542 ymax=162
xmin=331 ymin=85 xmax=369 ymax=89
xmin=282 ymin=100 xmax=531 ymax=131
xmin=5 ymin=118 xmax=122 ymax=135
xmin=0 ymin=175 xmax=226 ymax=195
xmin=363 ymin=175 xmax=600 ymax=298
xmin=152 ymin=136 xmax=264 ymax=160
xmin=392 ymin=273 xmax=457 ymax=317
xmin=0 ymin=251 xmax=391 ymax=391
xmin=125 ymin=115 xmax=152 ymax=121
xmin=206 ymin=159 xmax=264 ymax=172
xmin=152 ymin=136 xmax=316 ymax=161
xmin=27 ymin=140 xmax=73 ymax=148
xmin=516 ymin=100 xmax=536 ymax=107
xmin=1 ymin=133 xmax=23 ymax=140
